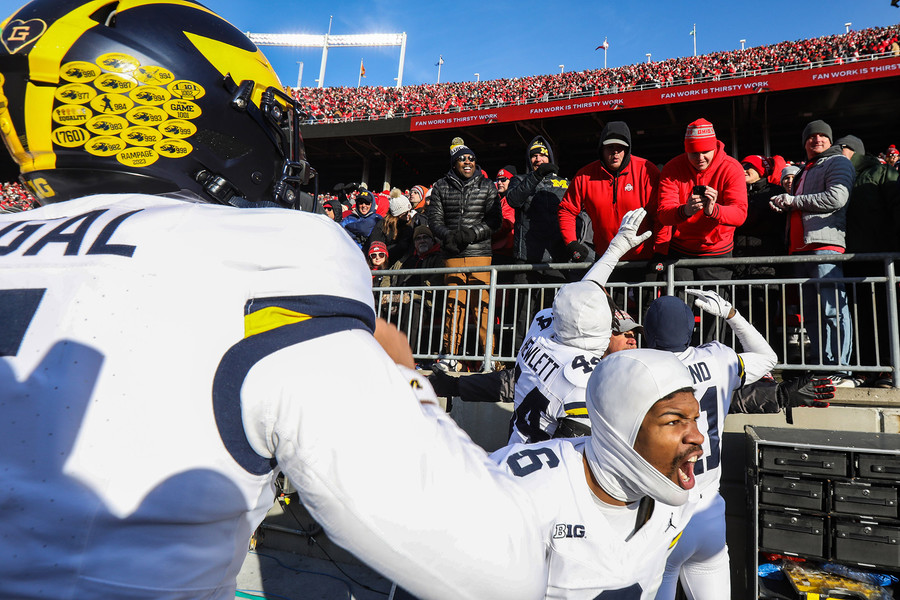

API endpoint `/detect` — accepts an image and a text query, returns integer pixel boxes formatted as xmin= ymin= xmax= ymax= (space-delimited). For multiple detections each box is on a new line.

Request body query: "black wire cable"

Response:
xmin=282 ymin=501 xmax=391 ymax=596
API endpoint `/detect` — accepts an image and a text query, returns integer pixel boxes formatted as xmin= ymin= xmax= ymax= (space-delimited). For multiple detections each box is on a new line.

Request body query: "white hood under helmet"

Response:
xmin=584 ymin=349 xmax=695 ymax=506
xmin=552 ymin=281 xmax=613 ymax=353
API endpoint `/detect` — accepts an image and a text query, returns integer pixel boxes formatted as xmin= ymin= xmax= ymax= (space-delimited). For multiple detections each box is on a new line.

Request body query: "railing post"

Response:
xmin=885 ymin=258 xmax=900 ymax=389
xmin=482 ymin=268 xmax=499 ymax=372
xmin=666 ymin=262 xmax=676 ymax=296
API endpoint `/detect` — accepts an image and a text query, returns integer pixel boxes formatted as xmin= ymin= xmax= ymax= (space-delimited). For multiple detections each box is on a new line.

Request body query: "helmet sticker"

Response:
xmin=94 ymin=73 xmax=138 ymax=94
xmin=52 ymin=126 xmax=89 ymax=148
xmin=158 ymin=119 xmax=197 ymax=139
xmin=168 ymin=80 xmax=205 ymax=100
xmin=60 ymin=61 xmax=101 ymax=83
xmin=1 ymin=18 xmax=47 ymax=55
xmin=85 ymin=136 xmax=127 ymax=157
xmin=86 ymin=114 xmax=128 ymax=135
xmin=116 ymin=147 xmax=159 ymax=167
xmin=154 ymin=138 xmax=193 ymax=158
xmin=89 ymin=93 xmax=135 ymax=115
xmin=163 ymin=99 xmax=201 ymax=120
xmin=125 ymin=105 xmax=167 ymax=126
xmin=130 ymin=86 xmax=171 ymax=106
xmin=50 ymin=51 xmax=202 ymax=166
xmin=52 ymin=105 xmax=92 ymax=126
xmin=55 ymin=83 xmax=96 ymax=105
xmin=121 ymin=126 xmax=163 ymax=146
xmin=96 ymin=53 xmax=140 ymax=74
xmin=133 ymin=66 xmax=175 ymax=86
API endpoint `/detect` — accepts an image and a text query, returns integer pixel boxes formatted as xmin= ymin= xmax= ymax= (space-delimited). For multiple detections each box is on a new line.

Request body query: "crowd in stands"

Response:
xmin=0 ymin=181 xmax=35 ymax=213
xmin=291 ymin=25 xmax=900 ymax=123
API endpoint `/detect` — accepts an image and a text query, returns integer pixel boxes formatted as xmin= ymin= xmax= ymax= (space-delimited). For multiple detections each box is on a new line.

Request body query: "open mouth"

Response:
xmin=677 ymin=455 xmax=699 ymax=490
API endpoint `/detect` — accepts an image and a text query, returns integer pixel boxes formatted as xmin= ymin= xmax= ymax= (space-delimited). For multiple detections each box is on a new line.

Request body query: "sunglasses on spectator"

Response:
xmin=612 ymin=330 xmax=636 ymax=338
xmin=324 ymin=206 xmax=334 ymax=211
xmin=357 ymin=199 xmax=372 ymax=204
xmin=456 ymin=155 xmax=475 ymax=163
xmin=370 ymin=252 xmax=386 ymax=259
xmin=496 ymin=177 xmax=509 ymax=182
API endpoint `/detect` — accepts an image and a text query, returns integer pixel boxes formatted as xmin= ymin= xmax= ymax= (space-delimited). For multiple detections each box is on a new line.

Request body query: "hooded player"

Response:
xmin=492 ymin=349 xmax=705 ymax=598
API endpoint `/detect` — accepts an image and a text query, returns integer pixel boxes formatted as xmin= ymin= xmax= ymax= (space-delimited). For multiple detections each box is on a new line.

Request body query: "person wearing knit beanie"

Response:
xmin=449 ymin=136 xmax=476 ymax=165
xmin=801 ymin=120 xmax=833 ymax=146
xmin=409 ymin=185 xmax=428 ymax=210
xmin=656 ymin=118 xmax=748 ymax=344
xmin=389 ymin=192 xmax=412 ymax=217
xmin=740 ymin=155 xmax=770 ymax=183
xmin=769 ymin=119 xmax=855 ymax=384
xmin=780 ymin=164 xmax=800 ymax=190
xmin=683 ymin=118 xmax=718 ymax=154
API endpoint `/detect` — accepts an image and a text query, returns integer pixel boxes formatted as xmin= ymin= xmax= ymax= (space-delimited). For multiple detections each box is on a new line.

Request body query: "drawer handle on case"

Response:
xmin=870 ymin=464 xmax=900 ymax=474
xmin=775 ymin=458 xmax=833 ymax=469
xmin=838 ymin=529 xmax=897 ymax=544
xmin=836 ymin=494 xmax=893 ymax=507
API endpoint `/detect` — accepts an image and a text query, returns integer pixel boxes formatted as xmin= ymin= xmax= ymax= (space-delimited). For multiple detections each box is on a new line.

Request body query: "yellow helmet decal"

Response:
xmin=182 ymin=31 xmax=282 ymax=107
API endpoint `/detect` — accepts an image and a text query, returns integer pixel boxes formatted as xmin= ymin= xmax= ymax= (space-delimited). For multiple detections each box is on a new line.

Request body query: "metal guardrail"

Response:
xmin=372 ymin=253 xmax=900 ymax=388
xmin=301 ymin=51 xmax=898 ymax=125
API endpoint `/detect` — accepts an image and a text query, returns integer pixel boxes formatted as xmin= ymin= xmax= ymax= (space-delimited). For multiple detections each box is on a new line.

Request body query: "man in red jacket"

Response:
xmin=559 ymin=121 xmax=664 ymax=264
xmin=657 ymin=118 xmax=747 ymax=341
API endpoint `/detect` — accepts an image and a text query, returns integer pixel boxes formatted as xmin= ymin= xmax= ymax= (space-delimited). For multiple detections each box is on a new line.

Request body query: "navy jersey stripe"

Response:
xmin=212 ymin=314 xmax=371 ymax=475
xmin=245 ymin=295 xmax=376 ymax=331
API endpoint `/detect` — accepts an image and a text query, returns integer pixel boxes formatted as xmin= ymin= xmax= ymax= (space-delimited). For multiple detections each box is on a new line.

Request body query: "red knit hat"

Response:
xmin=684 ymin=119 xmax=717 ymax=153
xmin=740 ymin=155 xmax=770 ymax=177
xmin=888 ymin=145 xmax=899 ymax=156
xmin=368 ymin=241 xmax=388 ymax=257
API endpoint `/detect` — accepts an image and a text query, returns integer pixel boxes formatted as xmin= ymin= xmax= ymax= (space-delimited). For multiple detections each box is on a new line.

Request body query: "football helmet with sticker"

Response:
xmin=0 ymin=0 xmax=314 ymax=208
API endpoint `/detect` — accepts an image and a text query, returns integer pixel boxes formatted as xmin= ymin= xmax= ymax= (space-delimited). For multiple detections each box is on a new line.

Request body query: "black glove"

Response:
xmin=536 ymin=163 xmax=558 ymax=179
xmin=428 ymin=370 xmax=460 ymax=399
xmin=566 ymin=241 xmax=591 ymax=262
xmin=458 ymin=228 xmax=478 ymax=245
xmin=343 ymin=182 xmax=359 ymax=193
xmin=332 ymin=182 xmax=345 ymax=193
xmin=442 ymin=237 xmax=460 ymax=255
xmin=780 ymin=375 xmax=834 ymax=408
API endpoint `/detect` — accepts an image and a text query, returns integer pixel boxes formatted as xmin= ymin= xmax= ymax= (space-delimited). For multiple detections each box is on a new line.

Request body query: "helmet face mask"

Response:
xmin=0 ymin=0 xmax=315 ymax=209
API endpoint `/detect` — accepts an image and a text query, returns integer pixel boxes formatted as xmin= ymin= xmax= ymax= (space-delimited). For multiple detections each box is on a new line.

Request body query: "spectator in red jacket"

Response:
xmin=657 ymin=118 xmax=747 ymax=340
xmin=559 ymin=121 xmax=663 ymax=263
xmin=491 ymin=166 xmax=516 ymax=265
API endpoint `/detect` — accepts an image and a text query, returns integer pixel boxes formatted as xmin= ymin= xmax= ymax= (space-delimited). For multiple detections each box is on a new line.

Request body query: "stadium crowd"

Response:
xmin=291 ymin=25 xmax=900 ymax=123
xmin=0 ymin=181 xmax=35 ymax=213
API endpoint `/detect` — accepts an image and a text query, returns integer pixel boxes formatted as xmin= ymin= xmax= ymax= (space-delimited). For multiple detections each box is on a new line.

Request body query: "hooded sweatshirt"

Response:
xmin=657 ymin=140 xmax=748 ymax=257
xmin=559 ymin=122 xmax=663 ymax=260
xmin=505 ymin=135 xmax=568 ymax=263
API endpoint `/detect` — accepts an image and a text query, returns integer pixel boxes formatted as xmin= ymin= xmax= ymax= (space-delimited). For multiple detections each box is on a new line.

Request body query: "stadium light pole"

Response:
xmin=690 ymin=23 xmax=697 ymax=57
xmin=296 ymin=61 xmax=303 ymax=88
xmin=474 ymin=73 xmax=479 ymax=83
xmin=645 ymin=53 xmax=651 ymax=63
xmin=559 ymin=64 xmax=564 ymax=74
xmin=844 ymin=22 xmax=852 ymax=33
xmin=740 ymin=39 xmax=746 ymax=51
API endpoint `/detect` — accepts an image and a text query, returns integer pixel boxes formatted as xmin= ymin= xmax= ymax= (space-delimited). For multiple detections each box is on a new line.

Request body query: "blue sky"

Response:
xmin=210 ymin=0 xmax=899 ymax=90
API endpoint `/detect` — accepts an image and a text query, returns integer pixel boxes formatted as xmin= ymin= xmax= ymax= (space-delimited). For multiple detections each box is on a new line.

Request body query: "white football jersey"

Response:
xmin=0 ymin=194 xmax=547 ymax=600
xmin=509 ymin=309 xmax=602 ymax=444
xmin=491 ymin=438 xmax=694 ymax=599
xmin=676 ymin=342 xmax=744 ymax=497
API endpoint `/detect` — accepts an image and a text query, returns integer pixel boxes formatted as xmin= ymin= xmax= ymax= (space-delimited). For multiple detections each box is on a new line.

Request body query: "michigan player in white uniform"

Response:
xmin=493 ymin=350 xmax=706 ymax=599
xmin=645 ymin=292 xmax=777 ymax=600
xmin=0 ymin=3 xmax=548 ymax=599
xmin=508 ymin=208 xmax=652 ymax=443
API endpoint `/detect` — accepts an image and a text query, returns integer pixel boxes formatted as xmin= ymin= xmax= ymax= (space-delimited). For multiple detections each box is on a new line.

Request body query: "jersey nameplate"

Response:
xmin=0 ymin=209 xmax=141 ymax=258
xmin=519 ymin=336 xmax=562 ymax=382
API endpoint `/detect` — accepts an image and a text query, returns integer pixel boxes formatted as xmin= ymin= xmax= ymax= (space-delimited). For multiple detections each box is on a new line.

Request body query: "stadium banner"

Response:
xmin=410 ymin=57 xmax=900 ymax=132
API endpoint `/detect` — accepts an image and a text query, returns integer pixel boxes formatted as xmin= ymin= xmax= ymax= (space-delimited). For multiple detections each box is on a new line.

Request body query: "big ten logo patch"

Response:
xmin=552 ymin=524 xmax=586 ymax=539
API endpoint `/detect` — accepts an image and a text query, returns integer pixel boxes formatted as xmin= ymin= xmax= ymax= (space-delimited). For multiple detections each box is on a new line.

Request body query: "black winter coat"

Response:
xmin=426 ymin=168 xmax=501 ymax=258
xmin=506 ymin=135 xmax=568 ymax=263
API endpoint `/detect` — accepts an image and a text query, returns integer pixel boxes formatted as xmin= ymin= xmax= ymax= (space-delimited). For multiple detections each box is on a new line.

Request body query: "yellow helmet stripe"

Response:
xmin=183 ymin=31 xmax=282 ymax=107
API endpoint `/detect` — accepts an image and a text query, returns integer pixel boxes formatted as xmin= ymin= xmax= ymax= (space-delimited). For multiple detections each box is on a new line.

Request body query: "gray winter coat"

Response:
xmin=791 ymin=145 xmax=856 ymax=248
